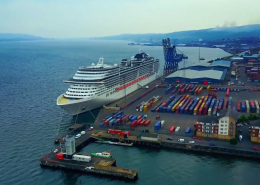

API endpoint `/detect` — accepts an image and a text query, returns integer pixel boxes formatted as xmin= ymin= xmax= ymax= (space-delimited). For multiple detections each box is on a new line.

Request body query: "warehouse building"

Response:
xmin=164 ymin=60 xmax=230 ymax=84
xmin=164 ymin=68 xmax=227 ymax=84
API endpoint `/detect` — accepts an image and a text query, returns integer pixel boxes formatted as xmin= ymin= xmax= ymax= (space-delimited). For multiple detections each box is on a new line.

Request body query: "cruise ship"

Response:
xmin=57 ymin=50 xmax=160 ymax=115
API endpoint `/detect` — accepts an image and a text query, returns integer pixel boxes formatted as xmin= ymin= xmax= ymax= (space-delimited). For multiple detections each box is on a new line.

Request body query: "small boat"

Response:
xmin=96 ymin=140 xmax=110 ymax=144
xmin=96 ymin=140 xmax=133 ymax=146
xmin=91 ymin=151 xmax=112 ymax=158
xmin=199 ymin=58 xmax=205 ymax=60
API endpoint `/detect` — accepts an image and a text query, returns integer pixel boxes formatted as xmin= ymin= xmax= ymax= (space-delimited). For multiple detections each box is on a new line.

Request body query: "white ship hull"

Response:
xmin=57 ymin=73 xmax=158 ymax=115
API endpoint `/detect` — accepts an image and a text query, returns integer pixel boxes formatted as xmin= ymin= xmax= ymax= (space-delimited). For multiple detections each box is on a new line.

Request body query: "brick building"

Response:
xmin=251 ymin=126 xmax=260 ymax=143
xmin=196 ymin=109 xmax=238 ymax=140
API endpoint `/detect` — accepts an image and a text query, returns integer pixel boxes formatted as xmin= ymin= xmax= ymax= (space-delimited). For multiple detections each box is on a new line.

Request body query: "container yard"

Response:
xmin=94 ymin=78 xmax=260 ymax=137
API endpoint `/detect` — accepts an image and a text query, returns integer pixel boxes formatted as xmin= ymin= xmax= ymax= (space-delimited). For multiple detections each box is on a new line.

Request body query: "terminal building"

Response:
xmin=164 ymin=60 xmax=231 ymax=84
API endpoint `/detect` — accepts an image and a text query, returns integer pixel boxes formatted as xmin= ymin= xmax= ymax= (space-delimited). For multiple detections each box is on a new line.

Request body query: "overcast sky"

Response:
xmin=0 ymin=0 xmax=259 ymax=38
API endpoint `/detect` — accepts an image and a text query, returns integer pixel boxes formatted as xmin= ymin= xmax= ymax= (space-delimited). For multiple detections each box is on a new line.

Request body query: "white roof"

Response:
xmin=166 ymin=69 xmax=223 ymax=80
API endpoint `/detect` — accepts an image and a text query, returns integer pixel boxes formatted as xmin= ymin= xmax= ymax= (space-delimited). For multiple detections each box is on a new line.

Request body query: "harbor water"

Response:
xmin=0 ymin=40 xmax=259 ymax=185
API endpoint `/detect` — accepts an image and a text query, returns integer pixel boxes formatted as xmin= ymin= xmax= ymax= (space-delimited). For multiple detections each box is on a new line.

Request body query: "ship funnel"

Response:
xmin=98 ymin=58 xmax=104 ymax=65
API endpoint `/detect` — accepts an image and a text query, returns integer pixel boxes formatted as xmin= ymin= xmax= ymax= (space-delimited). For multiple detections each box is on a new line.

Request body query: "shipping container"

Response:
xmin=185 ymin=127 xmax=191 ymax=133
xmin=255 ymin=100 xmax=259 ymax=113
xmin=144 ymin=120 xmax=151 ymax=126
xmin=131 ymin=120 xmax=137 ymax=128
xmin=169 ymin=126 xmax=176 ymax=132
xmin=154 ymin=121 xmax=161 ymax=130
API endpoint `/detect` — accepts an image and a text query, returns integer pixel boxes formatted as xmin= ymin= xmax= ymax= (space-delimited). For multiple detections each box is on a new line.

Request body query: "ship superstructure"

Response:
xmin=57 ymin=50 xmax=160 ymax=115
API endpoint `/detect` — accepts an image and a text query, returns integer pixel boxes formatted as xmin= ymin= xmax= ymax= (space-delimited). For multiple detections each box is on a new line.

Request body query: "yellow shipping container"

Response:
xmin=200 ymin=102 xmax=205 ymax=109
xmin=172 ymin=101 xmax=180 ymax=111
xmin=199 ymin=87 xmax=203 ymax=91
xmin=194 ymin=107 xmax=198 ymax=114
xmin=143 ymin=106 xmax=147 ymax=112
xmin=153 ymin=100 xmax=158 ymax=104
xmin=207 ymin=85 xmax=210 ymax=93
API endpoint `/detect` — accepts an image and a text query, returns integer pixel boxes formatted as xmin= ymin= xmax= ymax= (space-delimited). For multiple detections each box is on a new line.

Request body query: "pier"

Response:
xmin=40 ymin=150 xmax=138 ymax=180
xmin=42 ymin=131 xmax=138 ymax=180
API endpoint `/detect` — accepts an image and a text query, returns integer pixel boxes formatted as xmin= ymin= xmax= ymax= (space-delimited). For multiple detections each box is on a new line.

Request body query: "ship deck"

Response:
xmin=57 ymin=95 xmax=79 ymax=104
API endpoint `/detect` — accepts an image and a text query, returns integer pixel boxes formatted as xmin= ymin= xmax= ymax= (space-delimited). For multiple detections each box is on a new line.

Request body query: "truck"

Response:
xmin=178 ymin=139 xmax=185 ymax=142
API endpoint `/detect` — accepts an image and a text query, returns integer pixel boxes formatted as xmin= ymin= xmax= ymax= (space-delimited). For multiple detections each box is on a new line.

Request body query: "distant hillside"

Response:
xmin=92 ymin=24 xmax=260 ymax=43
xmin=0 ymin=33 xmax=46 ymax=42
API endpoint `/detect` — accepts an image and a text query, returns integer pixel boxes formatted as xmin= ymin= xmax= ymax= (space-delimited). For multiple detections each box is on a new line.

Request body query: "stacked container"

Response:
xmin=213 ymin=100 xmax=219 ymax=115
xmin=154 ymin=121 xmax=161 ymax=130
xmin=236 ymin=101 xmax=241 ymax=112
xmin=144 ymin=120 xmax=151 ymax=126
xmin=250 ymin=67 xmax=258 ymax=81
xmin=180 ymin=96 xmax=192 ymax=114
xmin=245 ymin=100 xmax=250 ymax=113
xmin=185 ymin=127 xmax=191 ymax=134
xmin=189 ymin=98 xmax=199 ymax=115
xmin=208 ymin=98 xmax=216 ymax=115
xmin=228 ymin=97 xmax=232 ymax=109
xmin=194 ymin=96 xmax=204 ymax=115
xmin=167 ymin=95 xmax=182 ymax=112
xmin=165 ymin=85 xmax=173 ymax=94
xmin=250 ymin=100 xmax=256 ymax=113
xmin=207 ymin=85 xmax=210 ymax=93
xmin=255 ymin=100 xmax=259 ymax=113
xmin=169 ymin=126 xmax=176 ymax=132
xmin=176 ymin=95 xmax=190 ymax=114
xmin=184 ymin=97 xmax=195 ymax=114
xmin=226 ymin=88 xmax=230 ymax=97
xmin=241 ymin=100 xmax=246 ymax=112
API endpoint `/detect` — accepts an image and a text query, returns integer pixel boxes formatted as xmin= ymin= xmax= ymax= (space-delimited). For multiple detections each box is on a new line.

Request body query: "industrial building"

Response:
xmin=164 ymin=60 xmax=230 ymax=84
xmin=196 ymin=109 xmax=238 ymax=140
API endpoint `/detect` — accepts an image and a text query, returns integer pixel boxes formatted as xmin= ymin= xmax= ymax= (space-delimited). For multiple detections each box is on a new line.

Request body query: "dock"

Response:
xmin=42 ymin=131 xmax=139 ymax=180
xmin=54 ymin=123 xmax=87 ymax=144
xmin=40 ymin=150 xmax=138 ymax=180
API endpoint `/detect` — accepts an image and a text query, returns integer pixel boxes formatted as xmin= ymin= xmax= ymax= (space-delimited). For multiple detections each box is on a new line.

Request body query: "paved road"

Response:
xmin=159 ymin=132 xmax=260 ymax=152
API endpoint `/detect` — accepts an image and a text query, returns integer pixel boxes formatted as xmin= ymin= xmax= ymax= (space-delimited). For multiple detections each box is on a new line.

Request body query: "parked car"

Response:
xmin=85 ymin=166 xmax=94 ymax=170
xmin=166 ymin=137 xmax=173 ymax=140
xmin=198 ymin=138 xmax=203 ymax=140
xmin=189 ymin=141 xmax=195 ymax=144
xmin=53 ymin=149 xmax=58 ymax=153
xmin=206 ymin=139 xmax=210 ymax=141
xmin=81 ymin=131 xmax=86 ymax=135
xmin=193 ymin=137 xmax=197 ymax=139
xmin=88 ymin=127 xmax=94 ymax=131
xmin=253 ymin=146 xmax=259 ymax=150
xmin=75 ymin=134 xmax=81 ymax=139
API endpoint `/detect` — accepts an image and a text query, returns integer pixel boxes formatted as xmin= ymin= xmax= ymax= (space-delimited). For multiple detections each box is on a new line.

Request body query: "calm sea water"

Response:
xmin=0 ymin=39 xmax=259 ymax=185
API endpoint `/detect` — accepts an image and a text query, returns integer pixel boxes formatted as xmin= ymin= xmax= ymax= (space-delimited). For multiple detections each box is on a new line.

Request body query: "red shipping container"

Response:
xmin=108 ymin=129 xmax=122 ymax=134
xmin=140 ymin=119 xmax=146 ymax=125
xmin=144 ymin=120 xmax=151 ymax=126
xmin=137 ymin=119 xmax=142 ymax=125
xmin=199 ymin=108 xmax=202 ymax=115
xmin=131 ymin=120 xmax=137 ymax=127
xmin=56 ymin=152 xmax=64 ymax=160
xmin=169 ymin=126 xmax=175 ymax=132
xmin=104 ymin=120 xmax=109 ymax=125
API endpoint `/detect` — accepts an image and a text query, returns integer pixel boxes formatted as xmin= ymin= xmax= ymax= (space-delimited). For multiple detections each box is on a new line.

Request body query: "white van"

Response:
xmin=178 ymin=139 xmax=185 ymax=142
